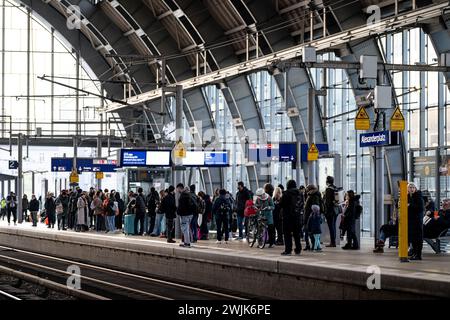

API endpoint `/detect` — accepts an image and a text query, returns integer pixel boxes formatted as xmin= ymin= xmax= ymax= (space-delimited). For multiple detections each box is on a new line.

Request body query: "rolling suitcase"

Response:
xmin=124 ymin=214 xmax=136 ymax=235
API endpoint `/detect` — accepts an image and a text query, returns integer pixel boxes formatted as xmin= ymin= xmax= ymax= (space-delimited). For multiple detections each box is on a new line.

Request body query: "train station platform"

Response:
xmin=0 ymin=220 xmax=449 ymax=299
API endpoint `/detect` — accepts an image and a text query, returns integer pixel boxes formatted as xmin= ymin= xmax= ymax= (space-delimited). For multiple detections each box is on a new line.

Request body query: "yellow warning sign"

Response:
xmin=307 ymin=143 xmax=319 ymax=161
xmin=69 ymin=169 xmax=79 ymax=184
xmin=390 ymin=107 xmax=405 ymax=131
xmin=95 ymin=172 xmax=104 ymax=180
xmin=173 ymin=139 xmax=186 ymax=158
xmin=355 ymin=107 xmax=370 ymax=130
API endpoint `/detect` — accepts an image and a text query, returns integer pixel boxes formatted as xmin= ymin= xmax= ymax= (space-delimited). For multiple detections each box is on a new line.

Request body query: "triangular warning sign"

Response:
xmin=307 ymin=143 xmax=319 ymax=161
xmin=391 ymin=107 xmax=404 ymax=121
xmin=308 ymin=143 xmax=319 ymax=153
xmin=356 ymin=107 xmax=369 ymax=119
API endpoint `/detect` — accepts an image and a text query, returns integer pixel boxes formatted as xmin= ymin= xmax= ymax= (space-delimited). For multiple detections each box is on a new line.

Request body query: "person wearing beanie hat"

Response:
xmin=308 ymin=204 xmax=323 ymax=251
xmin=255 ymin=188 xmax=275 ymax=248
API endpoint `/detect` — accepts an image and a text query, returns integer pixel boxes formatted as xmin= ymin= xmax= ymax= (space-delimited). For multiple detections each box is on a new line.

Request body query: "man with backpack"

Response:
xmin=146 ymin=187 xmax=159 ymax=235
xmin=213 ymin=189 xmax=232 ymax=244
xmin=235 ymin=182 xmax=252 ymax=240
xmin=280 ymin=180 xmax=303 ymax=255
xmin=324 ymin=176 xmax=339 ymax=247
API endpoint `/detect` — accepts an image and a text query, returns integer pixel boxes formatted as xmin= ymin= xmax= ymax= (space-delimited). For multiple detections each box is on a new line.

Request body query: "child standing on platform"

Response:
xmin=308 ymin=205 xmax=323 ymax=252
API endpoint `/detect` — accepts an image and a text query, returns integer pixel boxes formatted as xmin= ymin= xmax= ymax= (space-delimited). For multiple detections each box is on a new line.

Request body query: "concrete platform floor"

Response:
xmin=1 ymin=219 xmax=449 ymax=280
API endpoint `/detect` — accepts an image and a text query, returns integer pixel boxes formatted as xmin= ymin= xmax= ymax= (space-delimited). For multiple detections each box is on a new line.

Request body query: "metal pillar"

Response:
xmin=17 ymin=134 xmax=23 ymax=223
xmin=174 ymin=84 xmax=183 ymax=239
xmin=307 ymin=87 xmax=316 ymax=186
xmin=296 ymin=141 xmax=302 ymax=185
xmin=73 ymin=136 xmax=78 ymax=191
xmin=1 ymin=1 xmax=5 ymax=139
xmin=374 ymin=146 xmax=385 ymax=243
xmin=97 ymin=136 xmax=102 ymax=190
xmin=26 ymin=9 xmax=31 ymax=136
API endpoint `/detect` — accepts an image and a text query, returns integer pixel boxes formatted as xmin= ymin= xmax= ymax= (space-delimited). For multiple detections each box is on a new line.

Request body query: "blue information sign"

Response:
xmin=248 ymin=143 xmax=297 ymax=163
xmin=203 ymin=151 xmax=229 ymax=167
xmin=120 ymin=150 xmax=147 ymax=167
xmin=51 ymin=158 xmax=118 ymax=173
xmin=360 ymin=131 xmax=390 ymax=148
xmin=300 ymin=143 xmax=329 ymax=162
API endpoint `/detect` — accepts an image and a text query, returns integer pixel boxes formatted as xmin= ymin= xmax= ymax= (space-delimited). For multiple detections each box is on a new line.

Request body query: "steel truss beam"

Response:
xmin=104 ymin=1 xmax=448 ymax=113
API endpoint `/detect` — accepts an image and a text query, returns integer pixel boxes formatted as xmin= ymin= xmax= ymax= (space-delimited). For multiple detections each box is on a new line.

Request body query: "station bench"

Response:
xmin=388 ymin=228 xmax=450 ymax=254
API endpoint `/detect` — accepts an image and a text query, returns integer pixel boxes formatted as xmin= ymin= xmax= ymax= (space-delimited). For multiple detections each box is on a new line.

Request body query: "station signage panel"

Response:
xmin=120 ymin=150 xmax=171 ymax=167
xmin=119 ymin=149 xmax=228 ymax=167
xmin=51 ymin=158 xmax=118 ymax=173
xmin=183 ymin=151 xmax=229 ymax=167
xmin=359 ymin=131 xmax=390 ymax=148
xmin=248 ymin=143 xmax=297 ymax=163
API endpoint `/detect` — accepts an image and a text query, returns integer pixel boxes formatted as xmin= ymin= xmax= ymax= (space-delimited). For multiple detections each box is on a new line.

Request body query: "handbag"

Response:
xmin=44 ymin=217 xmax=49 ymax=225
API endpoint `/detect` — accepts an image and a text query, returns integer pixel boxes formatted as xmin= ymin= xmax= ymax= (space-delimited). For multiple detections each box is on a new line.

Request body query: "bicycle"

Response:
xmin=247 ymin=207 xmax=269 ymax=249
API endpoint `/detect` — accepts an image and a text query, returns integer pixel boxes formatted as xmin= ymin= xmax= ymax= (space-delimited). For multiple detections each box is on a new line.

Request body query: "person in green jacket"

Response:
xmin=255 ymin=188 xmax=275 ymax=248
xmin=0 ymin=198 xmax=6 ymax=220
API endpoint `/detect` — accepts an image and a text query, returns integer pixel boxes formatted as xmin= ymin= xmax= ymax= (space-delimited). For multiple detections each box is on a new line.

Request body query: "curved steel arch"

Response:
xmin=18 ymin=0 xmax=164 ymax=143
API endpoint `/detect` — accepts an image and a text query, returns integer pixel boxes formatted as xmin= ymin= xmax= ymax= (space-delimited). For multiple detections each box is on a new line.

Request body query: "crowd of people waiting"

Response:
xmin=1 ymin=178 xmax=447 ymax=260
xmin=0 ymin=176 xmax=367 ymax=256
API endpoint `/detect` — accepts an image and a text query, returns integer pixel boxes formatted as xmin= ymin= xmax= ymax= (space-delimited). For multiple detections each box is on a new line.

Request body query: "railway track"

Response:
xmin=0 ymin=245 xmax=248 ymax=300
xmin=0 ymin=288 xmax=21 ymax=300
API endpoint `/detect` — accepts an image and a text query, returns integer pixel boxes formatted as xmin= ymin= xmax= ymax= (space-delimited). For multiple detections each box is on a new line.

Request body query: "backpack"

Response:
xmin=55 ymin=198 xmax=63 ymax=214
xmin=189 ymin=194 xmax=198 ymax=213
xmin=197 ymin=198 xmax=205 ymax=215
xmin=103 ymin=198 xmax=113 ymax=215
xmin=219 ymin=200 xmax=231 ymax=216
xmin=294 ymin=192 xmax=304 ymax=216
xmin=244 ymin=199 xmax=257 ymax=217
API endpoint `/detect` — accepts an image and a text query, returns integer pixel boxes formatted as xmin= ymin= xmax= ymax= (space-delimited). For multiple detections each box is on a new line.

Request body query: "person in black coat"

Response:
xmin=146 ymin=187 xmax=159 ymax=235
xmin=134 ymin=187 xmax=147 ymax=235
xmin=323 ymin=176 xmax=338 ymax=247
xmin=161 ymin=186 xmax=177 ymax=243
xmin=408 ymin=183 xmax=424 ymax=260
xmin=115 ymin=192 xmax=125 ymax=230
xmin=6 ymin=191 xmax=17 ymax=226
xmin=342 ymin=190 xmax=360 ymax=250
xmin=45 ymin=192 xmax=56 ymax=229
xmin=280 ymin=180 xmax=303 ymax=255
xmin=212 ymin=189 xmax=233 ymax=243
xmin=235 ymin=182 xmax=251 ymax=239
xmin=29 ymin=194 xmax=40 ymax=227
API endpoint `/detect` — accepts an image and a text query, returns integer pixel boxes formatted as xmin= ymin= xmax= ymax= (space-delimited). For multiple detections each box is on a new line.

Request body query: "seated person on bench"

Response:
xmin=423 ymin=199 xmax=450 ymax=239
xmin=373 ymin=218 xmax=398 ymax=253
